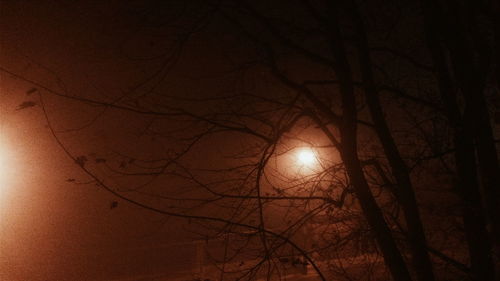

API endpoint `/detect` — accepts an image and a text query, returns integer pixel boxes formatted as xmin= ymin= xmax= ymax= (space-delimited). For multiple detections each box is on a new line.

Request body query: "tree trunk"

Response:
xmin=320 ymin=2 xmax=413 ymax=280
xmin=421 ymin=1 xmax=495 ymax=279
xmin=346 ymin=3 xmax=436 ymax=280
xmin=439 ymin=1 xmax=500 ymax=260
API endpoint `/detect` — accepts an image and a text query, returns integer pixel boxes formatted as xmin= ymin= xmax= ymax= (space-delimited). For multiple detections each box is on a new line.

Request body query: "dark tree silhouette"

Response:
xmin=1 ymin=0 xmax=498 ymax=280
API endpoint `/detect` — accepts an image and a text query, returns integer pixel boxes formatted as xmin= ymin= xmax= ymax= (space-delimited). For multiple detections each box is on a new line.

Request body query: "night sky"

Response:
xmin=1 ymin=1 xmax=499 ymax=281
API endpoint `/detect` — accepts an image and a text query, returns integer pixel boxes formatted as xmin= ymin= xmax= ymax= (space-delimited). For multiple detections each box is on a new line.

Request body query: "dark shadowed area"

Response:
xmin=1 ymin=1 xmax=499 ymax=281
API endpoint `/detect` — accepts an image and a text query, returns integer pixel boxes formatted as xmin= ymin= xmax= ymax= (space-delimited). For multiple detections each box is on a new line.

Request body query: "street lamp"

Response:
xmin=0 ymin=136 xmax=10 ymax=186
xmin=296 ymin=149 xmax=316 ymax=166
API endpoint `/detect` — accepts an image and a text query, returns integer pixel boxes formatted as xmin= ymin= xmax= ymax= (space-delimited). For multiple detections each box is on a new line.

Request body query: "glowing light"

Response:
xmin=0 ymin=144 xmax=7 ymax=183
xmin=0 ymin=135 xmax=13 ymax=187
xmin=296 ymin=148 xmax=317 ymax=166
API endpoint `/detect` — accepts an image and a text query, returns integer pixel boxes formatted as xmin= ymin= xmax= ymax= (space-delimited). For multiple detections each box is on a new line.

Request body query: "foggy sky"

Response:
xmin=1 ymin=2 xmax=201 ymax=280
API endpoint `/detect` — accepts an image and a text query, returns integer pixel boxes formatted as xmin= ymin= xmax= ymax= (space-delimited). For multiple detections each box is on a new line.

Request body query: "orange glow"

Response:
xmin=296 ymin=148 xmax=317 ymax=167
xmin=0 ymin=135 xmax=14 ymax=191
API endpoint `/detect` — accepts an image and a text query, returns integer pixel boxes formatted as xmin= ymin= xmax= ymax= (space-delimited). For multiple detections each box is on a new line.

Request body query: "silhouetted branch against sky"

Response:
xmin=1 ymin=1 xmax=499 ymax=280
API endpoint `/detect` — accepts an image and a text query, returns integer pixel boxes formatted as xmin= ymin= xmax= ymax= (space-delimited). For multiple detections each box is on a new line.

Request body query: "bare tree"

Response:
xmin=2 ymin=0 xmax=498 ymax=280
